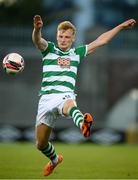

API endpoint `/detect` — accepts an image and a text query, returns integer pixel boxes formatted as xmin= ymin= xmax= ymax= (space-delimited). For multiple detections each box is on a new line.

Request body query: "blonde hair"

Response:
xmin=57 ymin=21 xmax=76 ymax=35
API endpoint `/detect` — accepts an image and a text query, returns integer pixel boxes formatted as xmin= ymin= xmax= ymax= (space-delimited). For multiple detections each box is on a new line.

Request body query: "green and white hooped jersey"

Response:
xmin=39 ymin=41 xmax=87 ymax=95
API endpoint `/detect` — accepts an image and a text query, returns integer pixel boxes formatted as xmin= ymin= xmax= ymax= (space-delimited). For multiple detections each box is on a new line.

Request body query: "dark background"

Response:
xmin=0 ymin=0 xmax=138 ymax=143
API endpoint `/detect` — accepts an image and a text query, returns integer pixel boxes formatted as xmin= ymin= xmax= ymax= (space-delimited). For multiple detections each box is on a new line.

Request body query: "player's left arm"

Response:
xmin=87 ymin=19 xmax=136 ymax=55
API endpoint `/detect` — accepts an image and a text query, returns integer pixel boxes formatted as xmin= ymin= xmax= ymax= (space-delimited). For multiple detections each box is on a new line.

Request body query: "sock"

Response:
xmin=41 ymin=142 xmax=58 ymax=164
xmin=69 ymin=106 xmax=83 ymax=129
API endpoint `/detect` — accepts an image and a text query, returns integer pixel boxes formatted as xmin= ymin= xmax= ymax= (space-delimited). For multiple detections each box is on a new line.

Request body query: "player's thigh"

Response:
xmin=35 ymin=123 xmax=52 ymax=150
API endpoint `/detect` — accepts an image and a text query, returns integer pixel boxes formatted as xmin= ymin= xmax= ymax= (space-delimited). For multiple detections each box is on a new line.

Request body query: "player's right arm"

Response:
xmin=32 ymin=15 xmax=48 ymax=51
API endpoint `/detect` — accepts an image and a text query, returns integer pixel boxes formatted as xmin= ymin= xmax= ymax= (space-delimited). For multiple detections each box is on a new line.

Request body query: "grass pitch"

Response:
xmin=0 ymin=142 xmax=138 ymax=179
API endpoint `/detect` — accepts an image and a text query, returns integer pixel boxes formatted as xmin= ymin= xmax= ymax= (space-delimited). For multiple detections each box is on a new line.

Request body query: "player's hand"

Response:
xmin=119 ymin=19 xmax=136 ymax=29
xmin=33 ymin=15 xmax=43 ymax=30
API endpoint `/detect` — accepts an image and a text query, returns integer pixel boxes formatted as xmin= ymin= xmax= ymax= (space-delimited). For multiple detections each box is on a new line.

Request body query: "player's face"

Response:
xmin=57 ymin=29 xmax=75 ymax=51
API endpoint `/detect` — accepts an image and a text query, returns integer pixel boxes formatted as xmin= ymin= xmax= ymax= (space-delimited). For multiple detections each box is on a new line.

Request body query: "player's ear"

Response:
xmin=56 ymin=31 xmax=59 ymax=40
xmin=72 ymin=35 xmax=75 ymax=42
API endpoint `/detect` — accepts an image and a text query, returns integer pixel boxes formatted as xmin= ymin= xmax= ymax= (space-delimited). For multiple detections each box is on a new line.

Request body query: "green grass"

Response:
xmin=0 ymin=142 xmax=138 ymax=179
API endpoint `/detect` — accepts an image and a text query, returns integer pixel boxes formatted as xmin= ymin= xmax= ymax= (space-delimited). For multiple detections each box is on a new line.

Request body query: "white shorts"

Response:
xmin=36 ymin=92 xmax=76 ymax=128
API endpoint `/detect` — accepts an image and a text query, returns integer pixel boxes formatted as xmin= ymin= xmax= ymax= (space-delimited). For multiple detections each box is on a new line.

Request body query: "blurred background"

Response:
xmin=0 ymin=0 xmax=138 ymax=144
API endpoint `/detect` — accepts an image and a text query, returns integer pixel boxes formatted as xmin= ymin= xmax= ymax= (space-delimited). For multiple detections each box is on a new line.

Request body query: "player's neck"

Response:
xmin=59 ymin=47 xmax=71 ymax=52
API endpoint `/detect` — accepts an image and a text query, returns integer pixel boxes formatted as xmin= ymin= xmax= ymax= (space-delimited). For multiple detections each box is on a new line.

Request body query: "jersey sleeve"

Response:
xmin=41 ymin=41 xmax=54 ymax=57
xmin=74 ymin=45 xmax=88 ymax=62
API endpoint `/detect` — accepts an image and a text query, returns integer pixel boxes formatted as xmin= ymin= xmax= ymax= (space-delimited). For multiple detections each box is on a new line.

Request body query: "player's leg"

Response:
xmin=35 ymin=94 xmax=65 ymax=176
xmin=63 ymin=99 xmax=82 ymax=128
xmin=63 ymin=99 xmax=93 ymax=137
xmin=36 ymin=124 xmax=58 ymax=163
xmin=35 ymin=124 xmax=63 ymax=176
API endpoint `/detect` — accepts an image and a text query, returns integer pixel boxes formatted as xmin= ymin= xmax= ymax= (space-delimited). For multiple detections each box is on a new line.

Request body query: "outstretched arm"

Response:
xmin=87 ymin=19 xmax=136 ymax=55
xmin=32 ymin=15 xmax=48 ymax=51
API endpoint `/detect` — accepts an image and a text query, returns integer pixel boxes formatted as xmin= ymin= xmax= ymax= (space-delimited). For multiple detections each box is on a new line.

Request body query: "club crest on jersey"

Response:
xmin=57 ymin=57 xmax=70 ymax=68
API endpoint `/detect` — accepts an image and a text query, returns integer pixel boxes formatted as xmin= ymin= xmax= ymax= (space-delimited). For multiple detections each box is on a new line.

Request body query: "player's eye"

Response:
xmin=65 ymin=36 xmax=71 ymax=39
xmin=59 ymin=35 xmax=63 ymax=38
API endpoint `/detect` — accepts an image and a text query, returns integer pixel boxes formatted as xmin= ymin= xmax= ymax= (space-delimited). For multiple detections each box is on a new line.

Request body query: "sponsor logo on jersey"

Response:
xmin=57 ymin=57 xmax=70 ymax=68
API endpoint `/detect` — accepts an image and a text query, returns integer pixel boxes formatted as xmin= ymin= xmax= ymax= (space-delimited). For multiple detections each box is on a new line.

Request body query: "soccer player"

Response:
xmin=32 ymin=15 xmax=136 ymax=176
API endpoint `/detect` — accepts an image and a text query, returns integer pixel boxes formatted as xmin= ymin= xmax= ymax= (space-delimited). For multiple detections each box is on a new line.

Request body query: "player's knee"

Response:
xmin=63 ymin=99 xmax=76 ymax=115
